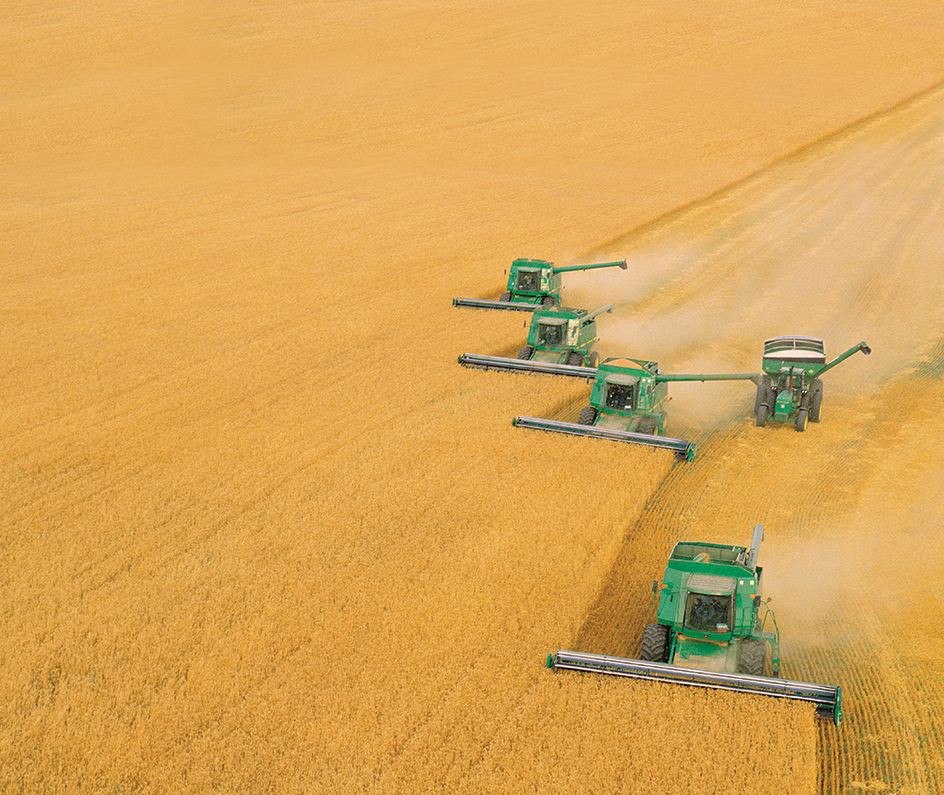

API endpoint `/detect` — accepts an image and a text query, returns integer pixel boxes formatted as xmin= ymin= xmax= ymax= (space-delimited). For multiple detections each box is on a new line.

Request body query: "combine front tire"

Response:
xmin=640 ymin=623 xmax=670 ymax=663
xmin=737 ymin=639 xmax=771 ymax=677
xmin=578 ymin=406 xmax=597 ymax=426
xmin=637 ymin=416 xmax=658 ymax=435
xmin=810 ymin=379 xmax=823 ymax=422
xmin=499 ymin=291 xmax=512 ymax=302
xmin=567 ymin=352 xmax=583 ymax=366
xmin=517 ymin=346 xmax=533 ymax=360
xmin=541 ymin=296 xmax=556 ymax=307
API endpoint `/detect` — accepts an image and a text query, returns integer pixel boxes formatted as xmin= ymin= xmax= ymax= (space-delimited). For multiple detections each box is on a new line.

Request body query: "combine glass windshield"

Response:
xmin=684 ymin=593 xmax=733 ymax=634
xmin=538 ymin=322 xmax=564 ymax=347
xmin=605 ymin=382 xmax=635 ymax=411
xmin=516 ymin=270 xmax=540 ymax=292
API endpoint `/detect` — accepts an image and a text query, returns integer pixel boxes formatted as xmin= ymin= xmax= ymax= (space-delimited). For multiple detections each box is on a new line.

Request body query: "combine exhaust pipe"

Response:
xmin=458 ymin=354 xmax=597 ymax=379
xmin=512 ymin=416 xmax=695 ymax=460
xmin=452 ymin=296 xmax=542 ymax=312
xmin=546 ymin=650 xmax=843 ymax=724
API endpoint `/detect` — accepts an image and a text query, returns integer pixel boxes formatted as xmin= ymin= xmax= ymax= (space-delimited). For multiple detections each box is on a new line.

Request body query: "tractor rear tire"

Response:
xmin=588 ymin=351 xmax=600 ymax=368
xmin=578 ymin=406 xmax=597 ymax=426
xmin=756 ymin=403 xmax=768 ymax=427
xmin=737 ymin=638 xmax=771 ymax=677
xmin=500 ymin=291 xmax=512 ymax=302
xmin=810 ymin=379 xmax=823 ymax=422
xmin=796 ymin=408 xmax=807 ymax=432
xmin=567 ymin=352 xmax=583 ymax=366
xmin=517 ymin=346 xmax=533 ymax=360
xmin=754 ymin=376 xmax=771 ymax=415
xmin=640 ymin=623 xmax=671 ymax=663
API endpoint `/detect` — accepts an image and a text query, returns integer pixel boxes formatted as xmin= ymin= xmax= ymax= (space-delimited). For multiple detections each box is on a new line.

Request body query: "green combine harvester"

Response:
xmin=547 ymin=524 xmax=843 ymax=724
xmin=513 ymin=358 xmax=759 ymax=460
xmin=452 ymin=258 xmax=628 ymax=311
xmin=755 ymin=337 xmax=871 ymax=431
xmin=458 ymin=303 xmax=611 ymax=374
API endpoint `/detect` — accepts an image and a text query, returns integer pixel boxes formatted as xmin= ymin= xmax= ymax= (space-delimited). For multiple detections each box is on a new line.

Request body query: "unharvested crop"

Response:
xmin=3 ymin=1 xmax=944 ymax=793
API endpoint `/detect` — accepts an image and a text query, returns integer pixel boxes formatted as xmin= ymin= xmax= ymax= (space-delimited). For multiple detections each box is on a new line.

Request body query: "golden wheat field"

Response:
xmin=3 ymin=1 xmax=944 ymax=793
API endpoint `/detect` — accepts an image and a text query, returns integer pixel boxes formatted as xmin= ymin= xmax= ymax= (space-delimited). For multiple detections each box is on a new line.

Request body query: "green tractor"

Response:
xmin=452 ymin=258 xmax=628 ymax=311
xmin=458 ymin=303 xmax=611 ymax=375
xmin=513 ymin=358 xmax=759 ymax=460
xmin=547 ymin=524 xmax=843 ymax=724
xmin=755 ymin=337 xmax=871 ymax=431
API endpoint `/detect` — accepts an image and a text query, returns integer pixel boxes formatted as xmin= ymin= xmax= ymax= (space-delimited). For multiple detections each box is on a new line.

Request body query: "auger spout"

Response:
xmin=551 ymin=260 xmax=628 ymax=274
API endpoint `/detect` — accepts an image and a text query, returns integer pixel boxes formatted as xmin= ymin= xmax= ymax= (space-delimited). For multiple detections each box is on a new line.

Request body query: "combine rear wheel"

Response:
xmin=578 ymin=406 xmax=597 ymax=425
xmin=640 ymin=623 xmax=670 ymax=663
xmin=517 ymin=346 xmax=533 ymax=360
xmin=756 ymin=404 xmax=768 ymax=427
xmin=737 ymin=638 xmax=772 ymax=676
xmin=588 ymin=351 xmax=600 ymax=368
xmin=810 ymin=379 xmax=823 ymax=422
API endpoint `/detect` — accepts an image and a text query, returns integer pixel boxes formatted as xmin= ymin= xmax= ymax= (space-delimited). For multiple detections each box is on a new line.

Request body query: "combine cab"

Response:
xmin=547 ymin=525 xmax=843 ymax=724
xmin=513 ymin=358 xmax=759 ymax=460
xmin=457 ymin=304 xmax=611 ymax=376
xmin=452 ymin=258 xmax=627 ymax=311
xmin=755 ymin=337 xmax=870 ymax=431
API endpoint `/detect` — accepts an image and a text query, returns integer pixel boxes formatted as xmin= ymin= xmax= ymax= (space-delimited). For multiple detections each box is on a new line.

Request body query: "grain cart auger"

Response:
xmin=452 ymin=259 xmax=628 ymax=311
xmin=754 ymin=337 xmax=871 ymax=431
xmin=512 ymin=358 xmax=760 ymax=460
xmin=457 ymin=304 xmax=612 ymax=376
xmin=546 ymin=524 xmax=844 ymax=724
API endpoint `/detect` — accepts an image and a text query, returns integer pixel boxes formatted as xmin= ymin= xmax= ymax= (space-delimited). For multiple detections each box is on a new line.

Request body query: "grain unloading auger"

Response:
xmin=452 ymin=258 xmax=628 ymax=310
xmin=458 ymin=303 xmax=612 ymax=375
xmin=513 ymin=358 xmax=760 ymax=460
xmin=547 ymin=525 xmax=844 ymax=725
xmin=754 ymin=337 xmax=871 ymax=430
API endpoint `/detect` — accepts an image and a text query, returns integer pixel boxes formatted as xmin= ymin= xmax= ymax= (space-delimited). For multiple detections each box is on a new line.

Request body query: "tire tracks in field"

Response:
xmin=568 ymin=81 xmax=944 ymax=794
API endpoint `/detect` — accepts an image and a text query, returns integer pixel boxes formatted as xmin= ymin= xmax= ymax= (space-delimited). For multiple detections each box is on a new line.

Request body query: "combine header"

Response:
xmin=453 ymin=258 xmax=627 ymax=311
xmin=755 ymin=337 xmax=870 ymax=430
xmin=457 ymin=303 xmax=611 ymax=375
xmin=547 ymin=524 xmax=843 ymax=724
xmin=513 ymin=358 xmax=759 ymax=460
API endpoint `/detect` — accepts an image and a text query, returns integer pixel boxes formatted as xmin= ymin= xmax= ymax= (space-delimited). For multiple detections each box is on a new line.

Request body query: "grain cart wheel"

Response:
xmin=737 ymin=638 xmax=771 ymax=676
xmin=567 ymin=352 xmax=584 ymax=366
xmin=517 ymin=346 xmax=533 ymax=360
xmin=756 ymin=403 xmax=768 ymax=427
xmin=588 ymin=351 xmax=600 ymax=368
xmin=578 ymin=406 xmax=597 ymax=426
xmin=795 ymin=408 xmax=808 ymax=432
xmin=640 ymin=623 xmax=670 ymax=663
xmin=810 ymin=379 xmax=823 ymax=422
xmin=499 ymin=291 xmax=512 ymax=302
